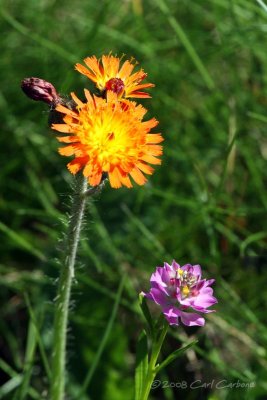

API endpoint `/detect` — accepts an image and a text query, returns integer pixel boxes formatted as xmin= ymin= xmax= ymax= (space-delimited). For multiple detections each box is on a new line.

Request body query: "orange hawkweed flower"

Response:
xmin=75 ymin=55 xmax=154 ymax=99
xmin=52 ymin=90 xmax=163 ymax=188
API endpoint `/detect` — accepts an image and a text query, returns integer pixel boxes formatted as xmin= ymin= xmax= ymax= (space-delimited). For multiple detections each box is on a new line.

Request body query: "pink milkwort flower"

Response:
xmin=144 ymin=260 xmax=217 ymax=327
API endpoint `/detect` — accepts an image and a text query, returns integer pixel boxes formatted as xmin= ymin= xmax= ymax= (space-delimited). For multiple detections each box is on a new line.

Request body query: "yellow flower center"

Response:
xmin=76 ymin=102 xmax=144 ymax=168
xmin=182 ymin=285 xmax=190 ymax=297
xmin=177 ymin=268 xmax=184 ymax=278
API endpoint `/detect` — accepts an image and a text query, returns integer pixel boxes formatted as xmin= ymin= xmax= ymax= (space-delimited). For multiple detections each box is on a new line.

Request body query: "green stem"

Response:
xmin=141 ymin=318 xmax=169 ymax=400
xmin=51 ymin=175 xmax=88 ymax=400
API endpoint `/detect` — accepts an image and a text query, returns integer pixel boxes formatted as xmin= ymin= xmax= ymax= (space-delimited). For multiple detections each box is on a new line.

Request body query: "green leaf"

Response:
xmin=139 ymin=293 xmax=154 ymax=336
xmin=24 ymin=294 xmax=51 ymax=381
xmin=153 ymin=313 xmax=167 ymax=341
xmin=135 ymin=330 xmax=149 ymax=400
xmin=156 ymin=340 xmax=198 ymax=373
xmin=13 ymin=317 xmax=37 ymax=400
xmin=0 ymin=221 xmax=45 ymax=261
xmin=78 ymin=274 xmax=126 ymax=397
xmin=0 ymin=376 xmax=22 ymax=398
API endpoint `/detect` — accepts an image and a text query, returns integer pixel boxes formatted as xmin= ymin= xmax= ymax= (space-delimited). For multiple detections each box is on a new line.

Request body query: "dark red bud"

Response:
xmin=21 ymin=77 xmax=59 ymax=105
xmin=105 ymin=78 xmax=125 ymax=95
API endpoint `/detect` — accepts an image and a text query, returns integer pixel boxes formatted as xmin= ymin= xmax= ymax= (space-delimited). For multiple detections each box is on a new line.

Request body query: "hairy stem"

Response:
xmin=51 ymin=175 xmax=88 ymax=400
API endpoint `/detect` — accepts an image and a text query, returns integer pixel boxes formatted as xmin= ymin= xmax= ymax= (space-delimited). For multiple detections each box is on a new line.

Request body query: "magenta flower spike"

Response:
xmin=144 ymin=260 xmax=218 ymax=327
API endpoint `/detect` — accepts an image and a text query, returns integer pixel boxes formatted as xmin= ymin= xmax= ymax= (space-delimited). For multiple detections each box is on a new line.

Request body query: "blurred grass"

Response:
xmin=0 ymin=0 xmax=267 ymax=399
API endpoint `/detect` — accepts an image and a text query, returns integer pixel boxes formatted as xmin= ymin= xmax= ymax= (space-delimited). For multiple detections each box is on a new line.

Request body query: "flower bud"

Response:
xmin=21 ymin=77 xmax=59 ymax=105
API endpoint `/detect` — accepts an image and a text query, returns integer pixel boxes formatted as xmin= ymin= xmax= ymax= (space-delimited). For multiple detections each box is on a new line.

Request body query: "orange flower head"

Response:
xmin=52 ymin=90 xmax=163 ymax=188
xmin=75 ymin=55 xmax=154 ymax=99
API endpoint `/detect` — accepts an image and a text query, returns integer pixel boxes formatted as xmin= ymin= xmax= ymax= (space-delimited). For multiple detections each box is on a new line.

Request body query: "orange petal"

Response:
xmin=119 ymin=60 xmax=134 ymax=79
xmin=142 ymin=118 xmax=158 ymax=130
xmin=119 ymin=175 xmax=133 ymax=188
xmin=58 ymin=144 xmax=83 ymax=157
xmin=71 ymin=92 xmax=84 ymax=108
xmin=58 ymin=145 xmax=76 ymax=156
xmin=132 ymin=104 xmax=147 ymax=119
xmin=84 ymin=88 xmax=94 ymax=104
xmin=106 ymin=91 xmax=119 ymax=103
xmin=102 ymin=55 xmax=120 ymax=77
xmin=55 ymin=104 xmax=77 ymax=118
xmin=52 ymin=124 xmax=72 ymax=133
xmin=117 ymin=168 xmax=133 ymax=188
xmin=83 ymin=161 xmax=99 ymax=178
xmin=147 ymin=145 xmax=163 ymax=156
xmin=120 ymin=161 xmax=134 ymax=172
xmin=75 ymin=64 xmax=96 ymax=82
xmin=146 ymin=133 xmax=163 ymax=144
xmin=63 ymin=115 xmax=78 ymax=125
xmin=88 ymin=172 xmax=102 ymax=186
xmin=84 ymin=56 xmax=102 ymax=76
xmin=56 ymin=135 xmax=78 ymax=143
xmin=67 ymin=157 xmax=87 ymax=174
xmin=141 ymin=154 xmax=162 ymax=165
xmin=127 ymin=70 xmax=146 ymax=84
xmin=133 ymin=83 xmax=155 ymax=90
xmin=136 ymin=162 xmax=154 ymax=175
xmin=109 ymin=168 xmax=123 ymax=188
xmin=126 ymin=92 xmax=152 ymax=99
xmin=130 ymin=167 xmax=147 ymax=185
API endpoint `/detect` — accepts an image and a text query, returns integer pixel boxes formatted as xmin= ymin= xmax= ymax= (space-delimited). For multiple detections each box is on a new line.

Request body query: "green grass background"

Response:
xmin=1 ymin=0 xmax=267 ymax=399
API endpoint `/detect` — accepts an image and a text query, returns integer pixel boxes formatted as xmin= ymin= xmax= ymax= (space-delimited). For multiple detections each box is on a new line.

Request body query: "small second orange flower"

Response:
xmin=75 ymin=54 xmax=154 ymax=99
